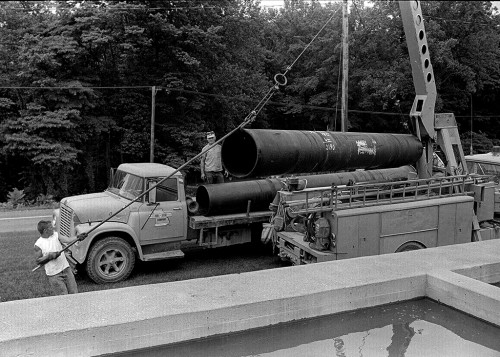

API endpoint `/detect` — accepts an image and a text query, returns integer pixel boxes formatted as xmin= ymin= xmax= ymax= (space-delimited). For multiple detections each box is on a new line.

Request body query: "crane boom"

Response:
xmin=399 ymin=1 xmax=467 ymax=178
xmin=399 ymin=0 xmax=436 ymax=139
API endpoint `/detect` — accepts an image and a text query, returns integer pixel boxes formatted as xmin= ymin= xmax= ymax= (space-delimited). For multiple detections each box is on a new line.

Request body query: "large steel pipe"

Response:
xmin=196 ymin=179 xmax=285 ymax=216
xmin=196 ymin=166 xmax=415 ymax=216
xmin=221 ymin=129 xmax=423 ymax=178
xmin=298 ymin=165 xmax=416 ymax=188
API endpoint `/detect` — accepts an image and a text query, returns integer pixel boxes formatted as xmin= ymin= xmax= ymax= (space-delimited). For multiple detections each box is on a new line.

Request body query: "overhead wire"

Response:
xmin=0 ymin=86 xmax=151 ymax=89
xmin=4 ymin=1 xmax=342 ymax=11
xmin=424 ymin=15 xmax=498 ymax=27
xmin=1 ymin=5 xmax=222 ymax=11
xmin=2 ymin=85 xmax=500 ymax=118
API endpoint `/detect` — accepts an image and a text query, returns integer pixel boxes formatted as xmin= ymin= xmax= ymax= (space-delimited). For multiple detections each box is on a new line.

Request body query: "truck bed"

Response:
xmin=189 ymin=211 xmax=272 ymax=229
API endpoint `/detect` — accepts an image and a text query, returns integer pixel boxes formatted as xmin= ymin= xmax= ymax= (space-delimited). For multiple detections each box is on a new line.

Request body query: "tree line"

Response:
xmin=0 ymin=0 xmax=499 ymax=202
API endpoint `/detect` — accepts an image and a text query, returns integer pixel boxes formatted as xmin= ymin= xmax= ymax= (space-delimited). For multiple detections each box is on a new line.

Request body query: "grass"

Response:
xmin=0 ymin=232 xmax=285 ymax=302
xmin=0 ymin=201 xmax=59 ymax=212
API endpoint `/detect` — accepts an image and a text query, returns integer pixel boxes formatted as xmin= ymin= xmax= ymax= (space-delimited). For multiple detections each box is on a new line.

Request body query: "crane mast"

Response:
xmin=398 ymin=1 xmax=467 ymax=178
xmin=399 ymin=0 xmax=436 ymax=140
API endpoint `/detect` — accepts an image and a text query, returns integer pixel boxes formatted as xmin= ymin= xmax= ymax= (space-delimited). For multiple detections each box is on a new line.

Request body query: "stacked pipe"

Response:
xmin=196 ymin=166 xmax=416 ymax=216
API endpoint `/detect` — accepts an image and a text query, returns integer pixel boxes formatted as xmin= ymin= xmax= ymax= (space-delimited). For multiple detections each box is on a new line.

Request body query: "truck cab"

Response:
xmin=465 ymin=147 xmax=500 ymax=215
xmin=465 ymin=147 xmax=500 ymax=186
xmin=55 ymin=163 xmax=188 ymax=283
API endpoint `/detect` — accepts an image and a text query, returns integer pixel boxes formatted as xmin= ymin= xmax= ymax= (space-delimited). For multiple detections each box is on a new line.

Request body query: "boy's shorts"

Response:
xmin=48 ymin=267 xmax=78 ymax=295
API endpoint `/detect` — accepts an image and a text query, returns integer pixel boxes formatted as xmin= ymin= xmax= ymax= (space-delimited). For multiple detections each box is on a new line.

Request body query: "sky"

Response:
xmin=260 ymin=0 xmax=341 ymax=8
xmin=261 ymin=0 xmax=500 ymax=13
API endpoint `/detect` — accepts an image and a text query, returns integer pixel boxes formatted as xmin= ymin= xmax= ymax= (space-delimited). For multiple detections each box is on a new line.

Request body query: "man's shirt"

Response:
xmin=202 ymin=144 xmax=223 ymax=172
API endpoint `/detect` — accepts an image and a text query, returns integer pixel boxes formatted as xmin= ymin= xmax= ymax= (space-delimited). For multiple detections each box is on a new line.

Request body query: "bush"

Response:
xmin=36 ymin=193 xmax=55 ymax=206
xmin=0 ymin=190 xmax=59 ymax=210
xmin=7 ymin=188 xmax=25 ymax=208
xmin=0 ymin=202 xmax=14 ymax=210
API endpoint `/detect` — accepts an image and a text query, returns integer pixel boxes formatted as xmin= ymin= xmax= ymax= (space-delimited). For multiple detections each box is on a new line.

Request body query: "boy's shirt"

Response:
xmin=34 ymin=232 xmax=69 ymax=276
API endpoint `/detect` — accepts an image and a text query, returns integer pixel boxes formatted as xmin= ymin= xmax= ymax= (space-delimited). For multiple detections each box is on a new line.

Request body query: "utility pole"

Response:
xmin=150 ymin=86 xmax=157 ymax=163
xmin=341 ymin=0 xmax=349 ymax=132
xmin=470 ymin=95 xmax=473 ymax=155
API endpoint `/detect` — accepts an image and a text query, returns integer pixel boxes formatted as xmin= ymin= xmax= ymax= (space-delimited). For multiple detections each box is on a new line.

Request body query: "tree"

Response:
xmin=1 ymin=0 xmax=500 ymax=200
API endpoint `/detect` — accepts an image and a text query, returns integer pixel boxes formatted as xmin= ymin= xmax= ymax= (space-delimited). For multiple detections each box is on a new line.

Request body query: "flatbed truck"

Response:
xmin=55 ymin=163 xmax=271 ymax=283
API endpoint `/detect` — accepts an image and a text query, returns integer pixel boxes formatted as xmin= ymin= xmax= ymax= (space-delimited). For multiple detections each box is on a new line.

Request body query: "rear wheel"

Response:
xmin=395 ymin=241 xmax=426 ymax=253
xmin=86 ymin=237 xmax=135 ymax=284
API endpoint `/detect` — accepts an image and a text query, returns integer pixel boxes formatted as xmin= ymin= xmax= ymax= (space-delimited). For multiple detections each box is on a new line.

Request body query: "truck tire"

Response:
xmin=86 ymin=237 xmax=135 ymax=284
xmin=395 ymin=241 xmax=426 ymax=253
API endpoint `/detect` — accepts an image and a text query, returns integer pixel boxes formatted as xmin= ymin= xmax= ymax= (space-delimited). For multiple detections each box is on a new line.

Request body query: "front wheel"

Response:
xmin=86 ymin=236 xmax=136 ymax=284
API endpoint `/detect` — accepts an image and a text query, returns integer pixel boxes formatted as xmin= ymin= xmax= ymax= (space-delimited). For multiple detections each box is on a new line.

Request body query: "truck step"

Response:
xmin=142 ymin=250 xmax=185 ymax=261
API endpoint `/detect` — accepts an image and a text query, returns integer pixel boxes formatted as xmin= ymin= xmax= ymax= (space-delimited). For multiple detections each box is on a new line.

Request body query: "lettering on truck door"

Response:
xmin=139 ymin=177 xmax=185 ymax=242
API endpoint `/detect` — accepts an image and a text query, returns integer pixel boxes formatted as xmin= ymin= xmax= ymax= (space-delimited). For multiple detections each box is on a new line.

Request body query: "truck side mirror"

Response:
xmin=148 ymin=181 xmax=157 ymax=204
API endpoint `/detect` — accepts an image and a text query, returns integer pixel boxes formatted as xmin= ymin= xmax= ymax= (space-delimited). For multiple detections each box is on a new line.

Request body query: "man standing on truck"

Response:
xmin=200 ymin=131 xmax=226 ymax=184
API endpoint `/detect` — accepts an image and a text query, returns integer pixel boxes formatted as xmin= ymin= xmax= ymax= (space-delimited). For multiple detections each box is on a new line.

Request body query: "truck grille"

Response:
xmin=59 ymin=203 xmax=74 ymax=238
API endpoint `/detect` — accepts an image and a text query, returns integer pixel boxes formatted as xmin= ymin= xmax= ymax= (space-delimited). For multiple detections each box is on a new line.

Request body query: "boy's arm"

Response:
xmin=59 ymin=232 xmax=87 ymax=246
xmin=34 ymin=246 xmax=60 ymax=265
xmin=58 ymin=234 xmax=77 ymax=245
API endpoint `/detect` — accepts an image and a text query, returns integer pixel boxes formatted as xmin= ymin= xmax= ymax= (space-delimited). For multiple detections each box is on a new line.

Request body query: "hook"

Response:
xmin=274 ymin=73 xmax=288 ymax=87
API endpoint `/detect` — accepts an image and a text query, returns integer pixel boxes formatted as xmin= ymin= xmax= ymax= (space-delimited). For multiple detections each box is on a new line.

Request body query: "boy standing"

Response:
xmin=34 ymin=220 xmax=78 ymax=295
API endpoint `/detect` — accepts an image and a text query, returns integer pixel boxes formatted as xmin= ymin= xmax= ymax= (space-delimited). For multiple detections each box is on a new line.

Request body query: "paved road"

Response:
xmin=0 ymin=209 xmax=54 ymax=236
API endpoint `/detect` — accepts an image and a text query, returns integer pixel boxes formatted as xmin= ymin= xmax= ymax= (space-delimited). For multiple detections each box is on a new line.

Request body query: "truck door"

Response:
xmin=138 ymin=177 xmax=185 ymax=242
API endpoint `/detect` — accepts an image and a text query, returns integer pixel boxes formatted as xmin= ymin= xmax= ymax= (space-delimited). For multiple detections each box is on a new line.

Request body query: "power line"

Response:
xmin=425 ymin=15 xmax=497 ymax=27
xmin=2 ymin=84 xmax=500 ymax=118
xmin=261 ymin=0 xmax=342 ymax=6
xmin=2 ymin=6 xmax=230 ymax=11
xmin=3 ymin=2 xmax=497 ymax=26
xmin=0 ymin=86 xmax=151 ymax=89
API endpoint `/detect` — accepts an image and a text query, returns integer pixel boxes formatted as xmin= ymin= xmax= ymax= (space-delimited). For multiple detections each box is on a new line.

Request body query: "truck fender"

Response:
xmin=70 ymin=221 xmax=141 ymax=264
xmin=395 ymin=241 xmax=426 ymax=253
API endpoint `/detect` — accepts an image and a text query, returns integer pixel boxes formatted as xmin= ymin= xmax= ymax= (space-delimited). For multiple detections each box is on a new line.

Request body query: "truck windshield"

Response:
xmin=466 ymin=161 xmax=500 ymax=185
xmin=108 ymin=170 xmax=144 ymax=200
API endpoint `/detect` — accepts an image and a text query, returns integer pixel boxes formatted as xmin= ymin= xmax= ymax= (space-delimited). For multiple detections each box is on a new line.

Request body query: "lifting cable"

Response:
xmin=32 ymin=6 xmax=342 ymax=272
xmin=280 ymin=7 xmax=341 ymax=79
xmin=249 ymin=6 xmax=341 ymax=123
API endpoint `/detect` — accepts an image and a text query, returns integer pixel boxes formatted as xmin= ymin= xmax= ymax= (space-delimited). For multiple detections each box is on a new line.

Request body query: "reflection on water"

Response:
xmin=108 ymin=299 xmax=500 ymax=357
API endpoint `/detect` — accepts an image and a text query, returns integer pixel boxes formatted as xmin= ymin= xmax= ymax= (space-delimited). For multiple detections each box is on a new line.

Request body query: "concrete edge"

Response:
xmin=3 ymin=277 xmax=426 ymax=357
xmin=453 ymin=262 xmax=500 ymax=283
xmin=426 ymin=269 xmax=500 ymax=327
xmin=2 ymin=240 xmax=500 ymax=357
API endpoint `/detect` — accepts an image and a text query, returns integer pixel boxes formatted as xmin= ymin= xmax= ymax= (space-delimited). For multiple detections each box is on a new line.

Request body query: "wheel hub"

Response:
xmin=99 ymin=250 xmax=125 ymax=275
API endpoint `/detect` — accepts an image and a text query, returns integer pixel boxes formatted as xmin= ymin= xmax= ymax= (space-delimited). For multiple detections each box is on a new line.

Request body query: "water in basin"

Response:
xmin=107 ymin=298 xmax=500 ymax=357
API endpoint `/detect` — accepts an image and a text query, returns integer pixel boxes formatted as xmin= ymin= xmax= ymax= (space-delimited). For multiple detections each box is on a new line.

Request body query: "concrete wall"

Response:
xmin=1 ymin=239 xmax=500 ymax=357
